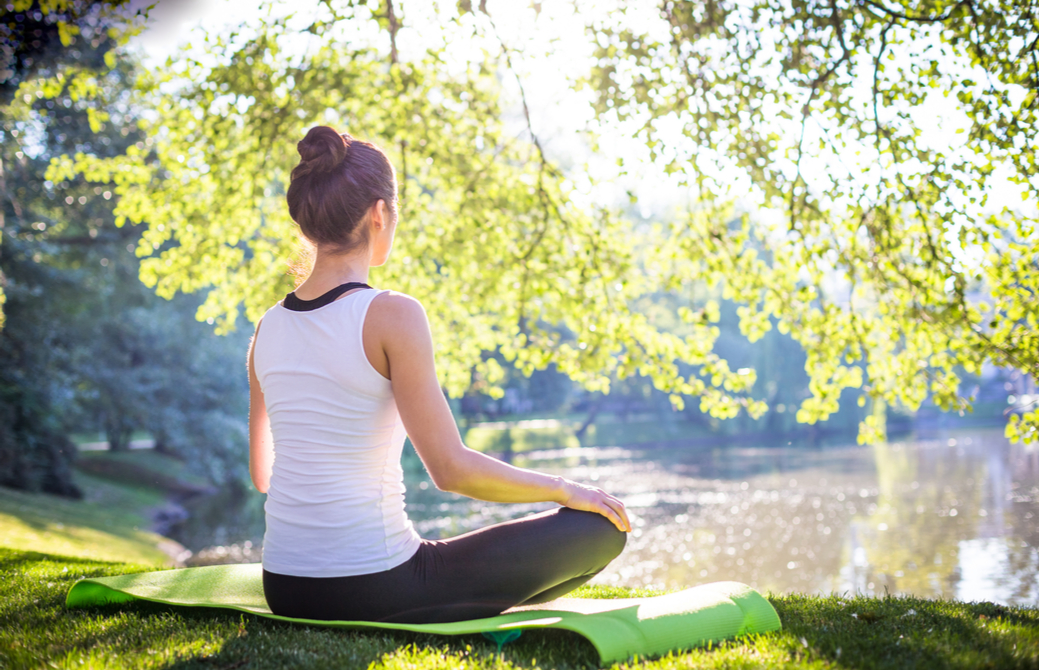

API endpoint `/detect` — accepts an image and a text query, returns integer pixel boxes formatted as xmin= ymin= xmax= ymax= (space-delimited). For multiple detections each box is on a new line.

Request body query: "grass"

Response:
xmin=0 ymin=476 xmax=172 ymax=566
xmin=2 ymin=449 xmax=1036 ymax=668
xmin=0 ymin=547 xmax=1036 ymax=670
xmin=0 ymin=449 xmax=206 ymax=566
xmin=71 ymin=430 xmax=154 ymax=446
xmin=460 ymin=416 xmax=839 ymax=455
xmin=461 ymin=417 xmax=709 ymax=454
xmin=75 ymin=449 xmax=213 ymax=495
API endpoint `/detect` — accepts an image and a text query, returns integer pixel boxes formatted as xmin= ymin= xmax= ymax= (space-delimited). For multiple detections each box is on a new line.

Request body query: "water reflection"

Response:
xmin=170 ymin=429 xmax=1038 ymax=607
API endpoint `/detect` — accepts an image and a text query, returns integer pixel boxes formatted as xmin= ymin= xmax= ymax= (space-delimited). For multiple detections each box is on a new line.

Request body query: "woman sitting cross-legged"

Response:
xmin=248 ymin=125 xmax=630 ymax=624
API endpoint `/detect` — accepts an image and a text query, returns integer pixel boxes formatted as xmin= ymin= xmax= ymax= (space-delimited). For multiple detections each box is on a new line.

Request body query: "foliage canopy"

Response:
xmin=48 ymin=0 xmax=1038 ymax=443
xmin=50 ymin=4 xmax=761 ymax=418
xmin=583 ymin=0 xmax=1038 ymax=442
xmin=0 ymin=1 xmax=251 ymax=493
xmin=0 ymin=0 xmax=143 ymax=495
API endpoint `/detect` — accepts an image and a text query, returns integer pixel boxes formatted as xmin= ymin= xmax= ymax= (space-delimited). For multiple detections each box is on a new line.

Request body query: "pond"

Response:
xmin=169 ymin=428 xmax=1039 ymax=607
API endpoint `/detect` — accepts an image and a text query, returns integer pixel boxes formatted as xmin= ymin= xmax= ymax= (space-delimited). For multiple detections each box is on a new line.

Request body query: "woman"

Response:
xmin=248 ymin=126 xmax=630 ymax=624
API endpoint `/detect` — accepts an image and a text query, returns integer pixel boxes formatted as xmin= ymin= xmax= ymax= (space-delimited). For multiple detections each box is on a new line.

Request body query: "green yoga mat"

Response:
xmin=66 ymin=564 xmax=781 ymax=663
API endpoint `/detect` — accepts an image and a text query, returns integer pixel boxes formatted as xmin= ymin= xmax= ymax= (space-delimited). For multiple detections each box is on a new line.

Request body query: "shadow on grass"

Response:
xmin=155 ymin=618 xmax=603 ymax=670
xmin=0 ymin=548 xmax=147 ymax=574
xmin=47 ymin=600 xmax=601 ymax=670
xmin=0 ymin=484 xmax=152 ymax=531
xmin=4 ymin=549 xmax=1036 ymax=670
xmin=771 ymin=593 xmax=1037 ymax=670
xmin=1 ymin=548 xmax=601 ymax=670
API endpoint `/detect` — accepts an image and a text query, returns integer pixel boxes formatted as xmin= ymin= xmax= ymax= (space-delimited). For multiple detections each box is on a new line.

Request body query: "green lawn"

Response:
xmin=1 ymin=451 xmax=1036 ymax=668
xmin=0 ymin=475 xmax=173 ymax=566
xmin=0 ymin=547 xmax=1036 ymax=670
xmin=75 ymin=449 xmax=213 ymax=495
xmin=461 ymin=417 xmax=712 ymax=454
xmin=0 ymin=449 xmax=206 ymax=566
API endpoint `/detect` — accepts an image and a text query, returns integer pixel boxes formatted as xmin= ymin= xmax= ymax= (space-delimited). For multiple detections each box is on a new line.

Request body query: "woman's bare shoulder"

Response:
xmin=368 ymin=290 xmax=429 ymax=335
xmin=370 ymin=290 xmax=426 ymax=317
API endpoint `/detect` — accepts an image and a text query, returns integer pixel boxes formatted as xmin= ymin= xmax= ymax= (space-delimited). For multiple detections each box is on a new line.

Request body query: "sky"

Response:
xmin=127 ymin=0 xmax=251 ymax=57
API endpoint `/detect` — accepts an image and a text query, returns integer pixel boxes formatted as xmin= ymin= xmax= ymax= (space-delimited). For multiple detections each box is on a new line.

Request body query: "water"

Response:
xmin=170 ymin=428 xmax=1039 ymax=607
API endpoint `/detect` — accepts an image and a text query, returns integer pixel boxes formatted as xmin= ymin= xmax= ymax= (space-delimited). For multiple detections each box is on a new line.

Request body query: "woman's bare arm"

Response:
xmin=365 ymin=292 xmax=631 ymax=533
xmin=247 ymin=320 xmax=274 ymax=494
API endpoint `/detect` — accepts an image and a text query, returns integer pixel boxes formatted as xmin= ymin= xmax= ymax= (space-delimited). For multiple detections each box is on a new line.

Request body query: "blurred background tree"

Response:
xmin=0 ymin=0 xmax=137 ymax=496
xmin=0 ymin=1 xmax=250 ymax=496
xmin=581 ymin=0 xmax=1037 ymax=444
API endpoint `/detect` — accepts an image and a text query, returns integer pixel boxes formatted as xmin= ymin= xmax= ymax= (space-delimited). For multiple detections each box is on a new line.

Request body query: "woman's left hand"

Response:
xmin=558 ymin=479 xmax=632 ymax=533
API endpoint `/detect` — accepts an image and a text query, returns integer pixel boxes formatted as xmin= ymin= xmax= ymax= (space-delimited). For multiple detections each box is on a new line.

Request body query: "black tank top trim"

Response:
xmin=283 ymin=282 xmax=373 ymax=312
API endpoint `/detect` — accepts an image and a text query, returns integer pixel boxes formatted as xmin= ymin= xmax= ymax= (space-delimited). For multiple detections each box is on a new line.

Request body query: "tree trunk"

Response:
xmin=105 ymin=418 xmax=132 ymax=452
xmin=575 ymin=394 xmax=604 ymax=442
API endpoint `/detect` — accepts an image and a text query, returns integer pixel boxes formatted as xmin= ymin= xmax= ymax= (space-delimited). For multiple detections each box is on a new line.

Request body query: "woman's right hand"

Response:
xmin=558 ymin=479 xmax=632 ymax=533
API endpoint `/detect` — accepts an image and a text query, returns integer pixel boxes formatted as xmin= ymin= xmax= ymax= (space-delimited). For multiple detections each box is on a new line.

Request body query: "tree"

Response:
xmin=53 ymin=2 xmax=763 ymax=423
xmin=582 ymin=0 xmax=1038 ymax=443
xmin=1 ymin=0 xmax=142 ymax=323
xmin=53 ymin=0 xmax=1036 ymax=446
xmin=1 ymin=1 xmax=250 ymax=495
xmin=0 ymin=0 xmax=140 ymax=495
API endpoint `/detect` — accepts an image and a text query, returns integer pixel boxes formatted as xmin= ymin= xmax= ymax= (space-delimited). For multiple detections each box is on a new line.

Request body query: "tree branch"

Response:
xmin=788 ymin=2 xmax=854 ymax=231
xmin=861 ymin=0 xmax=969 ymax=24
xmin=478 ymin=4 xmax=545 ymax=165
xmin=386 ymin=0 xmax=399 ymax=65
xmin=871 ymin=17 xmax=896 ymax=192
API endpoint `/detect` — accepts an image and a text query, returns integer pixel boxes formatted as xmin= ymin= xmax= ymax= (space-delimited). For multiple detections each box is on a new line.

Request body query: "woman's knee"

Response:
xmin=558 ymin=507 xmax=627 ymax=561
xmin=599 ymin=517 xmax=627 ymax=559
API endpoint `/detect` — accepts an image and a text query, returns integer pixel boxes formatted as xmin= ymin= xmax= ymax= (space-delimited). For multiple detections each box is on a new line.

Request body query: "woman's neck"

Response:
xmin=294 ymin=247 xmax=371 ymax=300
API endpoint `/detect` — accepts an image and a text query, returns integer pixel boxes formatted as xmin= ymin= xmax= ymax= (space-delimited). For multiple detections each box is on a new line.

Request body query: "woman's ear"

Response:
xmin=371 ymin=199 xmax=388 ymax=230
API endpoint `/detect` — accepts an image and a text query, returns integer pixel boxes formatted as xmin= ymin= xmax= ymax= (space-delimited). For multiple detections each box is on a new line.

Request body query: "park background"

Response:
xmin=0 ymin=0 xmax=1037 ymax=668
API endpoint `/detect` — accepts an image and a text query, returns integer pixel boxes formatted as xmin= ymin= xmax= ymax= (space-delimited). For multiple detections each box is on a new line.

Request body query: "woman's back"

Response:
xmin=254 ymin=288 xmax=421 ymax=578
xmin=251 ymin=125 xmax=627 ymax=622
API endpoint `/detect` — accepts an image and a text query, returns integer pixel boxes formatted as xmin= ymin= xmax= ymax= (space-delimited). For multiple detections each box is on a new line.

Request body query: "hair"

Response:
xmin=286 ymin=126 xmax=397 ymax=254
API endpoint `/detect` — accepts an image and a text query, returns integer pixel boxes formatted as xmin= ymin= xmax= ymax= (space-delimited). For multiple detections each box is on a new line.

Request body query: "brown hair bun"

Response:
xmin=296 ymin=126 xmax=350 ymax=176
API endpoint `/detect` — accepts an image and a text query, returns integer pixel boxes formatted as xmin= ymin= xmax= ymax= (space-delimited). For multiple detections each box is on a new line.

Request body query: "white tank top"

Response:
xmin=254 ymin=288 xmax=421 ymax=577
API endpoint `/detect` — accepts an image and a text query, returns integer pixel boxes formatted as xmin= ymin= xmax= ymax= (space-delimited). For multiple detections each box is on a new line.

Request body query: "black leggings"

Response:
xmin=262 ymin=507 xmax=627 ymax=623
